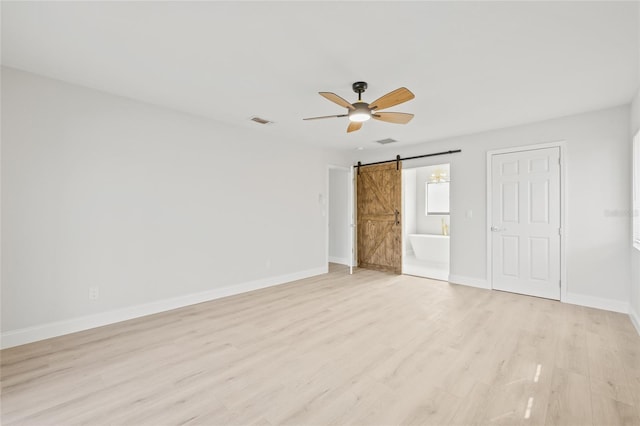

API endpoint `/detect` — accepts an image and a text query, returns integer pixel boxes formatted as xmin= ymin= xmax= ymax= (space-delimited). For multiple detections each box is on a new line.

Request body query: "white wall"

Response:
xmin=630 ymin=89 xmax=640 ymax=330
xmin=328 ymin=168 xmax=349 ymax=265
xmin=351 ymin=105 xmax=632 ymax=310
xmin=1 ymin=68 xmax=345 ymax=345
xmin=627 ymin=3 xmax=640 ymax=333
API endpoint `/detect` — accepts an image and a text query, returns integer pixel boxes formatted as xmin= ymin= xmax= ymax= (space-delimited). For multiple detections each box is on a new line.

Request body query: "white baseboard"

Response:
xmin=563 ymin=292 xmax=629 ymax=314
xmin=447 ymin=274 xmax=490 ymax=290
xmin=403 ymin=265 xmax=449 ymax=281
xmin=1 ymin=267 xmax=327 ymax=350
xmin=328 ymin=256 xmax=350 ymax=266
xmin=630 ymin=306 xmax=640 ymax=336
xmin=447 ymin=275 xmax=631 ymax=316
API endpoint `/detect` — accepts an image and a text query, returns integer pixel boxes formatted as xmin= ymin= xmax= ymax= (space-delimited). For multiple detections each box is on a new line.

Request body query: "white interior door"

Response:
xmin=491 ymin=147 xmax=561 ymax=300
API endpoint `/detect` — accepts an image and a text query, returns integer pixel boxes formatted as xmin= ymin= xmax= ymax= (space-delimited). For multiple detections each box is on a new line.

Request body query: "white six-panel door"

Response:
xmin=491 ymin=147 xmax=561 ymax=300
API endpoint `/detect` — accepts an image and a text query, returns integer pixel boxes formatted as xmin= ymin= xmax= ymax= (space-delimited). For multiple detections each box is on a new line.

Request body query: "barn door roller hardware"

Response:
xmin=355 ymin=149 xmax=462 ymax=175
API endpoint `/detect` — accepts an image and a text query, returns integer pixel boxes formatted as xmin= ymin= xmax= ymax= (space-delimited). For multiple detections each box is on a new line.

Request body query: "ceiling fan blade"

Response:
xmin=303 ymin=114 xmax=348 ymax=121
xmin=369 ymin=87 xmax=415 ymax=111
xmin=347 ymin=121 xmax=363 ymax=133
xmin=319 ymin=92 xmax=356 ymax=110
xmin=372 ymin=112 xmax=414 ymax=124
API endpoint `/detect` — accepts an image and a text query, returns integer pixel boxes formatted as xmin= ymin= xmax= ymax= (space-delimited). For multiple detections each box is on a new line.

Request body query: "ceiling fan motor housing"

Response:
xmin=352 ymin=81 xmax=368 ymax=94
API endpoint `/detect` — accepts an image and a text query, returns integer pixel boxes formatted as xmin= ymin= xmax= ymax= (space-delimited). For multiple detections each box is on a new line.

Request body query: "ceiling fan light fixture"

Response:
xmin=348 ymin=102 xmax=371 ymax=122
xmin=349 ymin=112 xmax=371 ymax=122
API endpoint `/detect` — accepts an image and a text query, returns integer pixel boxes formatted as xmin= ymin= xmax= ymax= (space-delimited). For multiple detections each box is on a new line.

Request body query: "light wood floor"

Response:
xmin=2 ymin=267 xmax=640 ymax=425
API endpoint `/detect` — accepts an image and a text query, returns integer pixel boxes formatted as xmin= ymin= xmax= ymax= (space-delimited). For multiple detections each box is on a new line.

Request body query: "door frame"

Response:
xmin=486 ymin=141 xmax=567 ymax=302
xmin=326 ymin=165 xmax=354 ymax=273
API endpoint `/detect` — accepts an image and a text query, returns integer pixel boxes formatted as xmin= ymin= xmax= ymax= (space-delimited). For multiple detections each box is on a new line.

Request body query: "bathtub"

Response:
xmin=408 ymin=234 xmax=449 ymax=263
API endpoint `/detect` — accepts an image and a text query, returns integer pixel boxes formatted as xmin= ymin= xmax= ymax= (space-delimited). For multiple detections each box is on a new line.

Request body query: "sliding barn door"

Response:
xmin=357 ymin=162 xmax=402 ymax=274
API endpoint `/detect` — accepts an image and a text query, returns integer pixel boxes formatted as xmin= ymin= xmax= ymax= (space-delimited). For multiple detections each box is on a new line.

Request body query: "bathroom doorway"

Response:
xmin=402 ymin=163 xmax=450 ymax=280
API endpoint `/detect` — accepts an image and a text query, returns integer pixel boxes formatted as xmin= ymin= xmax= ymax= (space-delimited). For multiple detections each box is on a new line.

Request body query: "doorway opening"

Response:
xmin=328 ymin=166 xmax=353 ymax=274
xmin=402 ymin=163 xmax=450 ymax=280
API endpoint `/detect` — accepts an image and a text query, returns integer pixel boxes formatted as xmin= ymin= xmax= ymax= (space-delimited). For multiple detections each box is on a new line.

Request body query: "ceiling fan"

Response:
xmin=303 ymin=82 xmax=415 ymax=133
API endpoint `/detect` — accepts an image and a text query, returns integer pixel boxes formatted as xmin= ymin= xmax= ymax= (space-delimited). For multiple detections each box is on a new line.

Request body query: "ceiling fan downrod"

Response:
xmin=352 ymin=81 xmax=368 ymax=101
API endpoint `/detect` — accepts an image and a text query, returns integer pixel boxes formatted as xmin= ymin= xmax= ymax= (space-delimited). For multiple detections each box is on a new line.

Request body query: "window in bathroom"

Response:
xmin=426 ymin=181 xmax=450 ymax=215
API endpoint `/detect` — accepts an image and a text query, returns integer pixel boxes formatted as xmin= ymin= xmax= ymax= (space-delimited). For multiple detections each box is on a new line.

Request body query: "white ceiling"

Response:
xmin=2 ymin=1 xmax=638 ymax=151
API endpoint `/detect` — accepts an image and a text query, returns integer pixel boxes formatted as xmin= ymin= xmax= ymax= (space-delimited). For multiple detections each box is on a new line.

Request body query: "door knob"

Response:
xmin=491 ymin=226 xmax=506 ymax=232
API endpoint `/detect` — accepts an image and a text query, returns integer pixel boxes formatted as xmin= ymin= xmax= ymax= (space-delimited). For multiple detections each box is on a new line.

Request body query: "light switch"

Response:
xmin=466 ymin=209 xmax=473 ymax=219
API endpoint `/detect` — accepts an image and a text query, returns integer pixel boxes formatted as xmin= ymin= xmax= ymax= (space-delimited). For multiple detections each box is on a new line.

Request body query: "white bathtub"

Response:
xmin=408 ymin=234 xmax=449 ymax=263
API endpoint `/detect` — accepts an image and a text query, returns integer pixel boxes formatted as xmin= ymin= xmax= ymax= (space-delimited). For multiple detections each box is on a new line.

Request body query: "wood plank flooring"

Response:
xmin=2 ymin=266 xmax=640 ymax=425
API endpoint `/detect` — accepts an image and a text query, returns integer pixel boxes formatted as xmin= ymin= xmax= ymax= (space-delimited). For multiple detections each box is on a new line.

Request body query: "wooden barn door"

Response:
xmin=356 ymin=162 xmax=402 ymax=273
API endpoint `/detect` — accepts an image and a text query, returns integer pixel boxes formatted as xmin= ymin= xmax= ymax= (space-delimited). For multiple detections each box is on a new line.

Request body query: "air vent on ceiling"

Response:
xmin=375 ymin=138 xmax=397 ymax=145
xmin=250 ymin=116 xmax=273 ymax=125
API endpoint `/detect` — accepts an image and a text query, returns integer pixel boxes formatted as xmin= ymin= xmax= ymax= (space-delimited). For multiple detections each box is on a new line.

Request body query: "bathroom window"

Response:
xmin=426 ymin=182 xmax=450 ymax=215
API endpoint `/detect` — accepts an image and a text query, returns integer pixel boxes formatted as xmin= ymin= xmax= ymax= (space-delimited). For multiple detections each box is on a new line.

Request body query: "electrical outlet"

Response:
xmin=265 ymin=259 xmax=271 ymax=269
xmin=89 ymin=287 xmax=99 ymax=300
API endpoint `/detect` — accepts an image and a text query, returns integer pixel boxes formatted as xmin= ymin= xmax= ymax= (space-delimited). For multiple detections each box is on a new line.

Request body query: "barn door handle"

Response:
xmin=394 ymin=209 xmax=400 ymax=225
